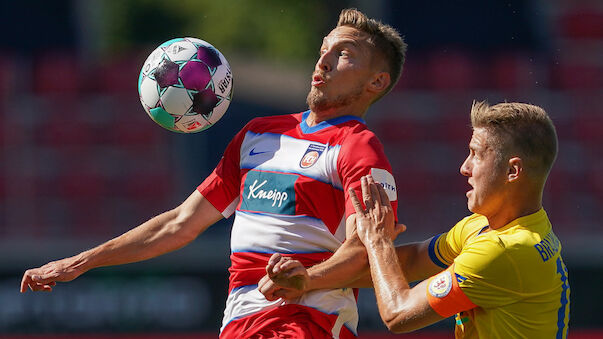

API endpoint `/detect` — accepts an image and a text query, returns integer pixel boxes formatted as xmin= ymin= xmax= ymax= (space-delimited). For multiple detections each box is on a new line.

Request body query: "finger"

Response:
xmin=272 ymin=256 xmax=290 ymax=275
xmin=258 ymin=275 xmax=278 ymax=300
xmin=258 ymin=276 xmax=272 ymax=291
xmin=260 ymin=284 xmax=279 ymax=301
xmin=30 ymin=273 xmax=58 ymax=285
xmin=268 ymin=253 xmax=281 ymax=267
xmin=394 ymin=223 xmax=407 ymax=238
xmin=367 ymin=176 xmax=382 ymax=207
xmin=278 ymin=260 xmax=302 ymax=274
xmin=258 ymin=274 xmax=270 ymax=289
xmin=266 ymin=253 xmax=282 ymax=275
xmin=274 ymin=288 xmax=300 ymax=300
xmin=348 ymin=187 xmax=364 ymax=215
xmin=20 ymin=272 xmax=32 ymax=293
xmin=264 ymin=290 xmax=279 ymax=301
xmin=29 ymin=282 xmax=51 ymax=292
xmin=41 ymin=284 xmax=54 ymax=292
xmin=361 ymin=176 xmax=373 ymax=210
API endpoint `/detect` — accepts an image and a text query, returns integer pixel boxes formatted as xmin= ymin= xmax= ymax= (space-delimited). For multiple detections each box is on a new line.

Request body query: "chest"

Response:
xmin=239 ymin=132 xmax=342 ymax=186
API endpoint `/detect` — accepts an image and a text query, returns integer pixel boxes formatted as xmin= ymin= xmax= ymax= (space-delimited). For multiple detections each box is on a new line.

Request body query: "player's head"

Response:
xmin=307 ymin=8 xmax=407 ymax=114
xmin=336 ymin=8 xmax=407 ymax=100
xmin=460 ymin=101 xmax=558 ymax=215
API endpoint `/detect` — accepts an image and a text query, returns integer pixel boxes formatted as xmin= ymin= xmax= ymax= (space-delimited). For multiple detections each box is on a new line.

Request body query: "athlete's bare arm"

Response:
xmin=259 ymin=174 xmax=441 ymax=298
xmin=259 ymin=193 xmax=442 ymax=299
xmin=351 ymin=176 xmax=443 ymax=332
xmin=20 ymin=190 xmax=223 ymax=293
xmin=260 ymin=177 xmax=446 ymax=332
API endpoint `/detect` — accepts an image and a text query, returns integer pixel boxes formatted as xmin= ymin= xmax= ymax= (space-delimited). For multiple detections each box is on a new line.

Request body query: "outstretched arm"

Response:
xmin=21 ymin=190 xmax=223 ymax=293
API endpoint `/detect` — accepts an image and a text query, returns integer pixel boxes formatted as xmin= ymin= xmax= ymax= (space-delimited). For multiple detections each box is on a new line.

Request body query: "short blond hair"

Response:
xmin=337 ymin=8 xmax=407 ymax=100
xmin=470 ymin=101 xmax=558 ymax=175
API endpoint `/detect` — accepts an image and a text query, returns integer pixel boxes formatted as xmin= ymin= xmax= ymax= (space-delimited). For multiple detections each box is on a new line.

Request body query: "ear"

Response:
xmin=367 ymin=71 xmax=391 ymax=94
xmin=508 ymin=157 xmax=523 ymax=182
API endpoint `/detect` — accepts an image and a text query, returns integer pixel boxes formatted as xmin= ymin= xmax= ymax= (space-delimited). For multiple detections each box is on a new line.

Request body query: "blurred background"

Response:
xmin=1 ymin=0 xmax=602 ymax=338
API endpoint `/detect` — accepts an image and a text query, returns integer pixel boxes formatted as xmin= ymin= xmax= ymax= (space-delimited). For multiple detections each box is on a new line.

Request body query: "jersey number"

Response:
xmin=555 ymin=257 xmax=570 ymax=339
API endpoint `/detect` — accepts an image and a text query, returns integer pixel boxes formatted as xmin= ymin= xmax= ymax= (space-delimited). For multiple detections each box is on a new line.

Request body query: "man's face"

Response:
xmin=460 ymin=128 xmax=509 ymax=216
xmin=307 ymin=26 xmax=377 ymax=112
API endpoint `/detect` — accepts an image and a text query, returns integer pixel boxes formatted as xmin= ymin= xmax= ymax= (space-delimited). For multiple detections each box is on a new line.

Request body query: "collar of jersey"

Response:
xmin=299 ymin=110 xmax=366 ymax=134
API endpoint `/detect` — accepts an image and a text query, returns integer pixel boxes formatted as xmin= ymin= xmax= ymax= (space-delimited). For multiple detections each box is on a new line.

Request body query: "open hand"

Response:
xmin=349 ymin=175 xmax=406 ymax=246
xmin=20 ymin=258 xmax=83 ymax=293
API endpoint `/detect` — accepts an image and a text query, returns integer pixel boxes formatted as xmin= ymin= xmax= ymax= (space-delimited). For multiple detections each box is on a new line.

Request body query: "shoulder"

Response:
xmin=245 ymin=112 xmax=303 ymax=132
xmin=342 ymin=123 xmax=380 ymax=143
xmin=450 ymin=214 xmax=489 ymax=240
xmin=337 ymin=124 xmax=385 ymax=158
xmin=454 ymin=218 xmax=508 ymax=267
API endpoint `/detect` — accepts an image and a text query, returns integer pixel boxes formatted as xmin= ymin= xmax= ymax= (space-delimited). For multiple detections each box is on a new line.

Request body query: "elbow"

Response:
xmin=383 ymin=313 xmax=406 ymax=334
xmin=161 ymin=211 xmax=199 ymax=247
xmin=380 ymin=308 xmax=404 ymax=333
xmin=380 ymin=306 xmax=416 ymax=334
xmin=168 ymin=220 xmax=199 ymax=246
xmin=385 ymin=320 xmax=408 ymax=334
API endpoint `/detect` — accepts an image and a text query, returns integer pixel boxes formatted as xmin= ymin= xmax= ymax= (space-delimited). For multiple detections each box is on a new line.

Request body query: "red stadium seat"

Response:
xmin=374 ymin=117 xmax=421 ymax=144
xmin=97 ymin=54 xmax=143 ymax=94
xmin=426 ymin=51 xmax=482 ymax=89
xmin=573 ymin=115 xmax=603 ymax=143
xmin=550 ymin=62 xmax=602 ymax=90
xmin=395 ymin=56 xmax=428 ymax=90
xmin=57 ymin=171 xmax=108 ymax=200
xmin=490 ymin=53 xmax=544 ymax=90
xmin=32 ymin=51 xmax=81 ymax=94
xmin=558 ymin=8 xmax=603 ymax=39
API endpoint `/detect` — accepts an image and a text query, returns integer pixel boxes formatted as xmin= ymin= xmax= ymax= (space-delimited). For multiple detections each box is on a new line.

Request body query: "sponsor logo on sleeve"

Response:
xmin=370 ymin=168 xmax=397 ymax=201
xmin=429 ymin=270 xmax=453 ymax=298
xmin=300 ymin=144 xmax=326 ymax=169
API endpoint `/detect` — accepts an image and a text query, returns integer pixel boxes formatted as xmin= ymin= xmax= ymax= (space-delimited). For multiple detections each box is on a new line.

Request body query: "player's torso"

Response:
xmin=455 ymin=213 xmax=570 ymax=339
xmin=222 ymin=112 xmax=373 ymax=336
xmin=231 ymin=112 xmax=365 ymax=254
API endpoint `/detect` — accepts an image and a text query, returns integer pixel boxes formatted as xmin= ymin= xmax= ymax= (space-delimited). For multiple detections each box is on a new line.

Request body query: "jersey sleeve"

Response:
xmin=197 ymin=123 xmax=249 ymax=218
xmin=337 ymin=130 xmax=398 ymax=221
xmin=427 ymin=216 xmax=473 ymax=268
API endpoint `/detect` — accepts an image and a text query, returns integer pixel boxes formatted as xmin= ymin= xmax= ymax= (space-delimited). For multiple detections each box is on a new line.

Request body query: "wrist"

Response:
xmin=71 ymin=250 xmax=98 ymax=274
xmin=366 ymin=236 xmax=394 ymax=253
xmin=364 ymin=232 xmax=392 ymax=247
xmin=306 ymin=269 xmax=320 ymax=291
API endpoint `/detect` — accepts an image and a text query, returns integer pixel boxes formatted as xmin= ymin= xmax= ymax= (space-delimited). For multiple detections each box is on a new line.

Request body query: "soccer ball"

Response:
xmin=138 ymin=37 xmax=233 ymax=133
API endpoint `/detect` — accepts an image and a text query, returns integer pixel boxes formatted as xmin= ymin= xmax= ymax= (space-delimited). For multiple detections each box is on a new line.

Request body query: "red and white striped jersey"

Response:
xmin=198 ymin=110 xmax=398 ymax=338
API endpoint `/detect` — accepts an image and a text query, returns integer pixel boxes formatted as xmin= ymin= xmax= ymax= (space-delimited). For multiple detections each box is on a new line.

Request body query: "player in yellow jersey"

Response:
xmin=259 ymin=101 xmax=570 ymax=338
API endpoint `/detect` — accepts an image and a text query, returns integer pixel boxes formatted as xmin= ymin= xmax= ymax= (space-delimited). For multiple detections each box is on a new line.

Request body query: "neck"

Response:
xmin=307 ymin=107 xmax=365 ymax=127
xmin=487 ymin=203 xmax=542 ymax=230
xmin=486 ymin=191 xmax=543 ymax=230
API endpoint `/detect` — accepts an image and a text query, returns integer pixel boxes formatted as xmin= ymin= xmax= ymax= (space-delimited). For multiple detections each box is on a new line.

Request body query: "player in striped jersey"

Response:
xmin=262 ymin=101 xmax=570 ymax=338
xmin=20 ymin=8 xmax=407 ymax=339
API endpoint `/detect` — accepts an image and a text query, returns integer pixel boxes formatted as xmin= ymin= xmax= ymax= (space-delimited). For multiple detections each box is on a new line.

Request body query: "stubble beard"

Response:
xmin=306 ymin=85 xmax=364 ymax=113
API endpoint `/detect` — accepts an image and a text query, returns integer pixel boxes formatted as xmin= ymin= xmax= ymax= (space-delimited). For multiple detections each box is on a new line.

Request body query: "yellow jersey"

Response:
xmin=426 ymin=209 xmax=570 ymax=339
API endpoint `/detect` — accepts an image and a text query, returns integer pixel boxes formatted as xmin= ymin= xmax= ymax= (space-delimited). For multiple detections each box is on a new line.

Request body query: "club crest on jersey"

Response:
xmin=300 ymin=144 xmax=326 ymax=168
xmin=429 ymin=270 xmax=452 ymax=298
